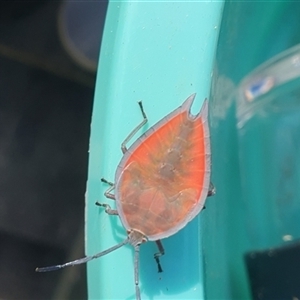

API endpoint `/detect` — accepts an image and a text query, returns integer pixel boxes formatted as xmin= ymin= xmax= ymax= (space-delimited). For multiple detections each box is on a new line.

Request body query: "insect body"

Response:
xmin=36 ymin=94 xmax=214 ymax=300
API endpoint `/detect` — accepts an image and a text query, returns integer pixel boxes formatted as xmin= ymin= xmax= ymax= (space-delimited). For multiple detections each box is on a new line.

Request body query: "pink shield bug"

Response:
xmin=36 ymin=93 xmax=215 ymax=300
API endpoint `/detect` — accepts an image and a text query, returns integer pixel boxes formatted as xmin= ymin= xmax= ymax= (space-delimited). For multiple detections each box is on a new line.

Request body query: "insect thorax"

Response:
xmin=127 ymin=229 xmax=147 ymax=246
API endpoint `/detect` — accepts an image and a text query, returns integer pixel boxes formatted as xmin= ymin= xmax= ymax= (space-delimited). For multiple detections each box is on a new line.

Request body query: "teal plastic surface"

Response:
xmin=86 ymin=2 xmax=223 ymax=299
xmin=202 ymin=2 xmax=300 ymax=300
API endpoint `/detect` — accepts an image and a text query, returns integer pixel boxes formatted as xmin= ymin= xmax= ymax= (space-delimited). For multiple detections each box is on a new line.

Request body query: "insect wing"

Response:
xmin=115 ymin=94 xmax=210 ymax=241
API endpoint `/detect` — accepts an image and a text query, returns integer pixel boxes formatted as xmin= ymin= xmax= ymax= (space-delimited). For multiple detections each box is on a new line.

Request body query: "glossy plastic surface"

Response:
xmin=237 ymin=43 xmax=300 ymax=265
xmin=86 ymin=2 xmax=223 ymax=300
xmin=203 ymin=2 xmax=300 ymax=300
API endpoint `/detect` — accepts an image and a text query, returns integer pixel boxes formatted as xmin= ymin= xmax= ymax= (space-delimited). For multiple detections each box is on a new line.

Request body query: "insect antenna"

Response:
xmin=134 ymin=245 xmax=141 ymax=300
xmin=35 ymin=238 xmax=129 ymax=272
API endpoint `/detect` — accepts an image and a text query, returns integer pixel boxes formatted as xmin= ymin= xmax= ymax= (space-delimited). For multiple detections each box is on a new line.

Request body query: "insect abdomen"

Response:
xmin=116 ymin=96 xmax=210 ymax=240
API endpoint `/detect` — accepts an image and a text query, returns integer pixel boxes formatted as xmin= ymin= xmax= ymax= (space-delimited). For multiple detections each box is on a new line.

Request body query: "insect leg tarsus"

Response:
xmin=95 ymin=202 xmax=118 ymax=215
xmin=154 ymin=240 xmax=165 ymax=273
xmin=121 ymin=101 xmax=148 ymax=154
xmin=101 ymin=178 xmax=116 ymax=200
xmin=207 ymin=182 xmax=216 ymax=197
xmin=101 ymin=178 xmax=114 ymax=186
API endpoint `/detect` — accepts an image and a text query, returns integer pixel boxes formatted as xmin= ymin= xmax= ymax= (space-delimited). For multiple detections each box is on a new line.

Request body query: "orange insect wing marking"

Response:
xmin=116 ymin=97 xmax=210 ymax=240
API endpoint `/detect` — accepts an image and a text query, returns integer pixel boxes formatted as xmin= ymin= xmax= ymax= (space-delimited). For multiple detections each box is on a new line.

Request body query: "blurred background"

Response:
xmin=0 ymin=1 xmax=107 ymax=299
xmin=2 ymin=1 xmax=300 ymax=300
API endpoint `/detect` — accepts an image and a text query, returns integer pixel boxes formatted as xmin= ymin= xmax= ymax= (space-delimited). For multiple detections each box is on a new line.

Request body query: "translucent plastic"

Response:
xmin=58 ymin=1 xmax=107 ymax=71
xmin=237 ymin=44 xmax=300 ymax=250
xmin=202 ymin=3 xmax=300 ymax=300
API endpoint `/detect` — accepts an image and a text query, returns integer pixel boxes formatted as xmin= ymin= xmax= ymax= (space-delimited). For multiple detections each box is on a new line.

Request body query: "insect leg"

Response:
xmin=101 ymin=177 xmax=114 ymax=187
xmin=154 ymin=240 xmax=165 ymax=273
xmin=121 ymin=101 xmax=148 ymax=154
xmin=101 ymin=178 xmax=116 ymax=200
xmin=95 ymin=202 xmax=118 ymax=215
xmin=207 ymin=182 xmax=216 ymax=197
xmin=201 ymin=182 xmax=216 ymax=211
xmin=96 ymin=178 xmax=118 ymax=215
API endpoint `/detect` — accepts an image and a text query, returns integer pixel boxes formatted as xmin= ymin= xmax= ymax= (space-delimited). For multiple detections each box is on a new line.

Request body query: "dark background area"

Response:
xmin=0 ymin=1 xmax=107 ymax=299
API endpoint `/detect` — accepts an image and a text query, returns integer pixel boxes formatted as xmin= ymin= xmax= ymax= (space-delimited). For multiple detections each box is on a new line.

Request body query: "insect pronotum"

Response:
xmin=36 ymin=93 xmax=215 ymax=300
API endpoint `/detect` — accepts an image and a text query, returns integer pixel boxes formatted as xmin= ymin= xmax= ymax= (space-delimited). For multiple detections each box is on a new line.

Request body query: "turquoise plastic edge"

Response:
xmin=86 ymin=2 xmax=224 ymax=299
